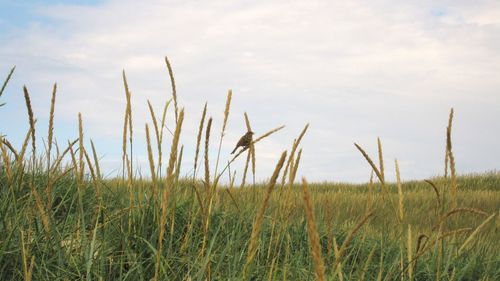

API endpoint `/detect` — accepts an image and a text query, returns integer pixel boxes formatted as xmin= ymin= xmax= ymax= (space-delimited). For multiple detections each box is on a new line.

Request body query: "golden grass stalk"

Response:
xmin=424 ymin=180 xmax=441 ymax=211
xmin=334 ymin=210 xmax=375 ymax=270
xmin=174 ymin=145 xmax=183 ymax=187
xmin=147 ymin=100 xmax=162 ymax=172
xmin=289 ymin=148 xmax=302 ymax=188
xmin=241 ymin=148 xmax=251 ymax=188
xmin=377 ymin=137 xmax=385 ymax=184
xmin=122 ymin=71 xmax=134 ymax=177
xmin=0 ymin=66 xmax=15 ymax=99
xmin=332 ymin=238 xmax=344 ymax=281
xmin=230 ymin=172 xmax=237 ymax=190
xmin=155 ymin=108 xmax=184 ymax=281
xmin=444 ymin=133 xmax=449 ymax=178
xmin=86 ymin=142 xmax=103 ymax=198
xmin=244 ymin=112 xmax=256 ymax=186
xmin=354 ymin=143 xmax=384 ymax=186
xmin=302 ymin=178 xmax=326 ymax=281
xmin=193 ymin=102 xmax=207 ymax=179
xmin=458 ymin=211 xmax=497 ymax=254
xmin=145 ymin=124 xmax=157 ymax=188
xmin=444 ymin=108 xmax=454 ymax=177
xmin=253 ymin=125 xmax=285 ymax=143
xmin=89 ymin=140 xmax=101 ymax=180
xmin=147 ymin=100 xmax=160 ymax=145
xmin=32 ymin=186 xmax=51 ymax=235
xmin=281 ymin=139 xmax=296 ymax=187
xmin=83 ymin=147 xmax=97 ymax=184
xmin=405 ymin=225 xmax=413 ymax=280
xmin=165 ymin=56 xmax=178 ymax=122
xmin=214 ymin=90 xmax=232 ymax=176
xmin=20 ymin=230 xmax=35 ymax=281
xmin=445 ymin=108 xmax=458 ymax=208
xmin=367 ymin=170 xmax=374 ymax=211
xmin=446 ymin=108 xmax=457 ymax=208
xmin=282 ymin=124 xmax=309 ymax=186
xmin=395 ymin=159 xmax=404 ymax=222
xmin=47 ymin=83 xmax=57 ymax=169
xmin=1 ymin=138 xmax=18 ymax=159
xmin=78 ymin=113 xmax=84 ymax=183
xmin=204 ymin=117 xmax=213 ymax=189
xmin=158 ymin=100 xmax=172 ymax=177
xmin=159 ymin=99 xmax=171 ymax=143
xmin=67 ymin=140 xmax=78 ymax=177
xmin=18 ymin=128 xmax=33 ymax=163
xmin=121 ymin=99 xmax=129 ymax=179
xmin=243 ymin=151 xmax=287 ymax=277
xmin=0 ymin=139 xmax=12 ymax=182
xmin=23 ymin=86 xmax=36 ymax=161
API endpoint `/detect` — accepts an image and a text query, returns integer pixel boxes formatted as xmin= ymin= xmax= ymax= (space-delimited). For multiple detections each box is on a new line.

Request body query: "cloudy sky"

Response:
xmin=1 ymin=0 xmax=499 ymax=183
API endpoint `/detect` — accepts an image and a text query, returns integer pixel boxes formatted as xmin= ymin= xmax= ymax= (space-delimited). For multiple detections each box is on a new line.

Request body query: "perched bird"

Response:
xmin=231 ymin=131 xmax=254 ymax=154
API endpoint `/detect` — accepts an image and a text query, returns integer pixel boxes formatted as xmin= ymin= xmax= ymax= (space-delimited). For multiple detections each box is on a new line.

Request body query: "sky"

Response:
xmin=1 ymin=0 xmax=499 ymax=183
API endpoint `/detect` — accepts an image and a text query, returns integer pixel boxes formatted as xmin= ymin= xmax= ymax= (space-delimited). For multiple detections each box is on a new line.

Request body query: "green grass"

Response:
xmin=1 ymin=62 xmax=499 ymax=280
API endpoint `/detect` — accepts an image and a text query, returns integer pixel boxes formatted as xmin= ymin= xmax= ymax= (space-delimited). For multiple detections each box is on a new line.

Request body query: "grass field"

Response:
xmin=1 ymin=61 xmax=499 ymax=280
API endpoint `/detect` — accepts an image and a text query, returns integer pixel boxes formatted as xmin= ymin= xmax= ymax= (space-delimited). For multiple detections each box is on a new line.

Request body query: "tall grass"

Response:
xmin=0 ymin=61 xmax=498 ymax=281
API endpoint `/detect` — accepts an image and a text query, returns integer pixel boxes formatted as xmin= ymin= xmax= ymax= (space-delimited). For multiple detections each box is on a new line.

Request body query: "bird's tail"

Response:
xmin=231 ymin=147 xmax=238 ymax=154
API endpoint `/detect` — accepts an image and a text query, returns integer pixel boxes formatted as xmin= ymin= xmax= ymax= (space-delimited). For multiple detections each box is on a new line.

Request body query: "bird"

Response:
xmin=231 ymin=131 xmax=254 ymax=154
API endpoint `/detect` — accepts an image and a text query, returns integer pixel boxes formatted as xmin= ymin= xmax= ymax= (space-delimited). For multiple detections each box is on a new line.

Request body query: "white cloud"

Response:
xmin=1 ymin=0 xmax=499 ymax=183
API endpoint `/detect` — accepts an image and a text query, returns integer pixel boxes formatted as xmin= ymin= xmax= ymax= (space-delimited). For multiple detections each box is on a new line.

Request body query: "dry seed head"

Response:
xmin=165 ymin=108 xmax=185 ymax=186
xmin=243 ymin=112 xmax=256 ymax=185
xmin=377 ymin=137 xmax=385 ymax=184
xmin=289 ymin=148 xmax=302 ymax=187
xmin=147 ymin=100 xmax=161 ymax=156
xmin=252 ymin=125 xmax=285 ymax=143
xmin=47 ymin=83 xmax=57 ymax=167
xmin=354 ymin=143 xmax=384 ymax=185
xmin=23 ymin=86 xmax=36 ymax=159
xmin=222 ymin=90 xmax=232 ymax=134
xmin=194 ymin=102 xmax=207 ymax=179
xmin=424 ymin=180 xmax=441 ymax=209
xmin=165 ymin=56 xmax=178 ymax=122
xmin=145 ymin=124 xmax=157 ymax=186
xmin=204 ymin=117 xmax=213 ymax=189
xmin=90 ymin=140 xmax=101 ymax=180
xmin=284 ymin=124 xmax=309 ymax=185
xmin=83 ymin=147 xmax=97 ymax=183
xmin=1 ymin=138 xmax=18 ymax=159
xmin=0 ymin=66 xmax=16 ymax=97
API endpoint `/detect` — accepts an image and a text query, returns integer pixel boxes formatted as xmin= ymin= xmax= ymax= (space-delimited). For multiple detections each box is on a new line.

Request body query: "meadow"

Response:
xmin=0 ymin=59 xmax=498 ymax=280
